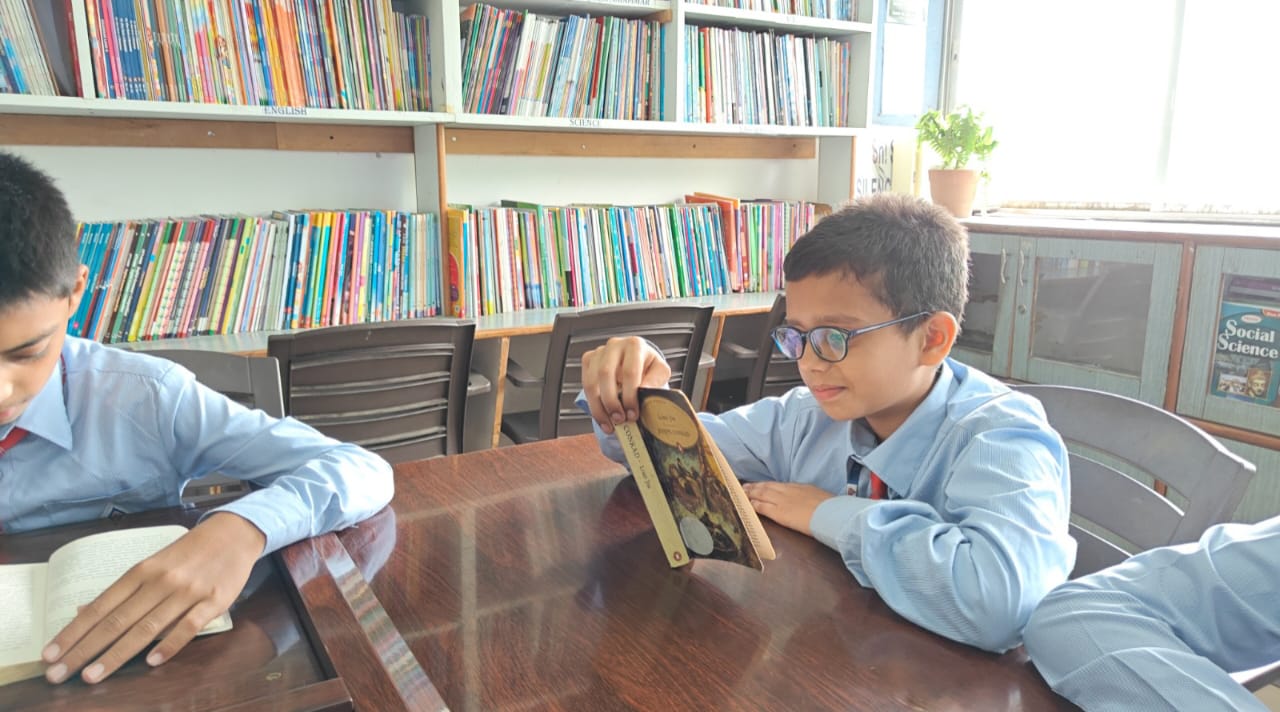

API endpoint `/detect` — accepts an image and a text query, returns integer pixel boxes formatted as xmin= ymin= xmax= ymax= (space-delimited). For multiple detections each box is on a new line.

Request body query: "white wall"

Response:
xmin=445 ymin=154 xmax=821 ymax=206
xmin=6 ymin=146 xmax=418 ymax=222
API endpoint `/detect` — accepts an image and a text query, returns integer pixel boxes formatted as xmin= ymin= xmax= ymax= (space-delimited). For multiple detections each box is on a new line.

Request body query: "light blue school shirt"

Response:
xmin=1025 ymin=516 xmax=1280 ymax=712
xmin=583 ymin=357 xmax=1074 ymax=652
xmin=0 ymin=337 xmax=393 ymax=555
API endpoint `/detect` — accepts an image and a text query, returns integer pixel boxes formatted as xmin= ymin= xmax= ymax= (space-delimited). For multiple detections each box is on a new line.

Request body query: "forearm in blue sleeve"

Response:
xmin=164 ymin=374 xmax=394 ymax=554
xmin=816 ymin=427 xmax=1072 ymax=653
xmin=1025 ymin=517 xmax=1280 ymax=712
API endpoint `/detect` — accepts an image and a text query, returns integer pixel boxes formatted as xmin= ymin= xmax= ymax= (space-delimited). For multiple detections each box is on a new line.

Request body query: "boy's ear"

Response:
xmin=917 ymin=311 xmax=959 ymax=367
xmin=65 ymin=265 xmax=89 ymax=317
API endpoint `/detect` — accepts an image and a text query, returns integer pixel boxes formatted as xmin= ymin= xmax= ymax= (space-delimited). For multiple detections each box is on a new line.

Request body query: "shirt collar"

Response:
xmin=13 ymin=353 xmax=74 ymax=451
xmin=858 ymin=361 xmax=957 ymax=495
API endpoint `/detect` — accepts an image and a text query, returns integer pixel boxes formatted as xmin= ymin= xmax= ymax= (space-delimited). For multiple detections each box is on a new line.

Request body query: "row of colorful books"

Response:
xmin=444 ymin=196 xmax=818 ymax=318
xmin=0 ymin=0 xmax=75 ymax=95
xmin=80 ymin=0 xmax=432 ymax=110
xmin=68 ymin=210 xmax=443 ymax=344
xmin=684 ymin=25 xmax=849 ymax=126
xmin=688 ymin=0 xmax=856 ymax=21
xmin=459 ymin=4 xmax=664 ymax=119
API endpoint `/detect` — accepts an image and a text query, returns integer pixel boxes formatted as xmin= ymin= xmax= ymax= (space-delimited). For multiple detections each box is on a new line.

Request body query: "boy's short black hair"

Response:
xmin=0 ymin=152 xmax=79 ymax=309
xmin=783 ymin=193 xmax=969 ymax=329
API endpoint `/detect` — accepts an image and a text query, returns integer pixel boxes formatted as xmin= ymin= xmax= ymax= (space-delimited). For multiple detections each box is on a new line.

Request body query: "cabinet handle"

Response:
xmin=1019 ymin=248 xmax=1030 ymax=285
xmin=999 ymin=248 xmax=1009 ymax=284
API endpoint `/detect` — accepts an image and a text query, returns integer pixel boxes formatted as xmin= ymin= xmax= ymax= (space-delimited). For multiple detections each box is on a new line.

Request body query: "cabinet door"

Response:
xmin=1176 ymin=246 xmax=1280 ymax=436
xmin=1010 ymin=237 xmax=1182 ymax=404
xmin=953 ymin=233 xmax=1019 ymax=377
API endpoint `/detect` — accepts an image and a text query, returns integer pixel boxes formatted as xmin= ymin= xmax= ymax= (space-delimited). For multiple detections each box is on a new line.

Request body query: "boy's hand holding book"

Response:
xmin=582 ymin=336 xmax=671 ymax=434
xmin=42 ymin=512 xmax=264 ymax=685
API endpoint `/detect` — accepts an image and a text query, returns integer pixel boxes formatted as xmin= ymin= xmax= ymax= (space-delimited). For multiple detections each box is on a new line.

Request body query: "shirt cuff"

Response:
xmin=206 ymin=490 xmax=312 ymax=556
xmin=810 ymin=494 xmax=876 ymax=553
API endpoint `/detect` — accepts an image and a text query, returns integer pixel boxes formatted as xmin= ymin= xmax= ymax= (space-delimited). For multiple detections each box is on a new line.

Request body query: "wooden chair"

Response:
xmin=1012 ymin=384 xmax=1256 ymax=578
xmin=707 ymin=294 xmax=802 ymax=412
xmin=146 ymin=349 xmax=285 ymax=417
xmin=501 ymin=303 xmax=714 ymax=443
xmin=268 ymin=319 xmax=476 ymax=463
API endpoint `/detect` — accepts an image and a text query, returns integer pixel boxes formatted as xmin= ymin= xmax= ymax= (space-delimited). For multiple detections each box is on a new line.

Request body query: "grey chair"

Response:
xmin=1013 ymin=384 xmax=1256 ymax=578
xmin=146 ymin=349 xmax=285 ymax=503
xmin=735 ymin=294 xmax=803 ymax=403
xmin=268 ymin=319 xmax=476 ymax=464
xmin=501 ymin=303 xmax=715 ymax=443
xmin=146 ymin=349 xmax=285 ymax=417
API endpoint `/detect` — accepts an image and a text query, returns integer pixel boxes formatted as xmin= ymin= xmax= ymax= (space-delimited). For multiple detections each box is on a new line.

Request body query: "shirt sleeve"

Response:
xmin=1023 ymin=517 xmax=1280 ymax=712
xmin=810 ymin=419 xmax=1073 ymax=653
xmin=158 ymin=365 xmax=394 ymax=555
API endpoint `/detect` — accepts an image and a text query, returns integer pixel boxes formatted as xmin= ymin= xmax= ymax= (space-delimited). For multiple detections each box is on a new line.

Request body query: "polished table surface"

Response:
xmin=351 ymin=435 xmax=1075 ymax=711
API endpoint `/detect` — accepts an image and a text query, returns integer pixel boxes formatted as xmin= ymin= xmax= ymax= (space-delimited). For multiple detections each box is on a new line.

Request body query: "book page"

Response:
xmin=44 ymin=526 xmax=188 ymax=636
xmin=0 ymin=563 xmax=47 ymax=680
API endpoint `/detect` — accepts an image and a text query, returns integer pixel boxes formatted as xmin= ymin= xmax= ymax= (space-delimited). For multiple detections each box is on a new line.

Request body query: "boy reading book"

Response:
xmin=0 ymin=153 xmax=393 ymax=685
xmin=579 ymin=193 xmax=1075 ymax=653
xmin=1 ymin=526 xmax=233 ymax=685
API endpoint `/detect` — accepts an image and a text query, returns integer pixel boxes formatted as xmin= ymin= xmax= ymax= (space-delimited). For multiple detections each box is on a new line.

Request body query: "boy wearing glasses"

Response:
xmin=579 ymin=194 xmax=1074 ymax=653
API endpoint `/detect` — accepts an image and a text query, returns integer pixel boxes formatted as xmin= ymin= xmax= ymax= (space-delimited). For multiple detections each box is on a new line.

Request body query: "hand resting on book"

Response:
xmin=42 ymin=511 xmax=265 ymax=685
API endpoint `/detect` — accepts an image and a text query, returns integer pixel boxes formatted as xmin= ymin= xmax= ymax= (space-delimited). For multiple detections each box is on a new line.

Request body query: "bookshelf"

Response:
xmin=2 ymin=0 xmax=888 ymax=450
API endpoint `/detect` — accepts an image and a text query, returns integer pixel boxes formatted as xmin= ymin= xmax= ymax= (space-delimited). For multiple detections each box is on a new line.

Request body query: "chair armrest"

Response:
xmin=722 ymin=342 xmax=759 ymax=360
xmin=466 ymin=373 xmax=492 ymax=397
xmin=505 ymin=357 xmax=543 ymax=388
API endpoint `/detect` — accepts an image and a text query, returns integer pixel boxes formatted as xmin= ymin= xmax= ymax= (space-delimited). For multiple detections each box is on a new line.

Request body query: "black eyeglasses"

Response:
xmin=770 ymin=312 xmax=930 ymax=363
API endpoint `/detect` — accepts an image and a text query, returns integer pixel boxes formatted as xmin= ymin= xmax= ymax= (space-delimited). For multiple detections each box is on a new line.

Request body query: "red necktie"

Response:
xmin=868 ymin=470 xmax=888 ymax=500
xmin=0 ymin=427 xmax=27 ymax=457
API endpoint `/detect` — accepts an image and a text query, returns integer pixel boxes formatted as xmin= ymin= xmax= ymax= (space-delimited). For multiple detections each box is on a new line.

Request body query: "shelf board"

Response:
xmin=450 ymin=112 xmax=860 ymax=137
xmin=115 ymin=292 xmax=782 ymax=354
xmin=463 ymin=0 xmax=670 ymax=17
xmin=0 ymin=94 xmax=450 ymax=126
xmin=681 ymin=4 xmax=871 ymax=36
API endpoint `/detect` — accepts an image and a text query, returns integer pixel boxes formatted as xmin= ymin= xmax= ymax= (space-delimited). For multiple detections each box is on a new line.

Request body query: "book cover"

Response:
xmin=615 ymin=388 xmax=776 ymax=571
xmin=1210 ymin=298 xmax=1280 ymax=407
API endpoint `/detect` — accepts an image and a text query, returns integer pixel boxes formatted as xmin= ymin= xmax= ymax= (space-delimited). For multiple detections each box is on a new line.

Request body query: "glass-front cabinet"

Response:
xmin=1177 ymin=246 xmax=1280 ymax=436
xmin=955 ymin=233 xmax=1019 ymax=375
xmin=955 ymin=233 xmax=1183 ymax=405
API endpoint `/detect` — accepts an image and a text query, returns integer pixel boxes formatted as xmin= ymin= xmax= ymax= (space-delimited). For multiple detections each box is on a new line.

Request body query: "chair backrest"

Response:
xmin=268 ymin=319 xmax=476 ymax=464
xmin=537 ymin=303 xmax=715 ymax=440
xmin=744 ymin=294 xmax=803 ymax=403
xmin=1013 ymin=384 xmax=1256 ymax=578
xmin=146 ymin=349 xmax=285 ymax=418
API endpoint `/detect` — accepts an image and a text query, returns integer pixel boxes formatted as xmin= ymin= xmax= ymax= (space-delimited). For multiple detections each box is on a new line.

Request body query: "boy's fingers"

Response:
xmin=147 ymin=600 xmax=225 ymax=668
xmin=44 ymin=571 xmax=145 ymax=665
xmin=617 ymin=343 xmax=644 ymax=420
xmin=580 ymin=350 xmax=614 ymax=433
xmin=45 ymin=577 xmax=160 ymax=683
xmin=77 ymin=593 xmax=199 ymax=684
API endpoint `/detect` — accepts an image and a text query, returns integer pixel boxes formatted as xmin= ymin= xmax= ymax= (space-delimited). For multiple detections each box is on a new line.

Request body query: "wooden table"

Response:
xmin=346 ymin=435 xmax=1075 ymax=711
xmin=0 ymin=504 xmax=443 ymax=712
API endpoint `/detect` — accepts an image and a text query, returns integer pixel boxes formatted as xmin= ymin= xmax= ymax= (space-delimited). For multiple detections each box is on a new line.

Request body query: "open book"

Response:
xmin=616 ymin=388 xmax=777 ymax=570
xmin=0 ymin=525 xmax=232 ymax=686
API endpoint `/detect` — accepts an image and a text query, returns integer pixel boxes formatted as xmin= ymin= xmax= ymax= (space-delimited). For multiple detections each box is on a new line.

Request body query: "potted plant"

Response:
xmin=915 ymin=106 xmax=997 ymax=218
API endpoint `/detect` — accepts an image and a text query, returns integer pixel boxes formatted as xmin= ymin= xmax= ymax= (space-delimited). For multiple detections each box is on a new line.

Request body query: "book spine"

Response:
xmin=615 ymin=422 xmax=691 ymax=569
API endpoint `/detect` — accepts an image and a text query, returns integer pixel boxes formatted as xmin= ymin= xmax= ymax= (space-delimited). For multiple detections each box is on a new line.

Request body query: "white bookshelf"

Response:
xmin=462 ymin=0 xmax=673 ymax=18
xmin=0 ymin=94 xmax=452 ymax=126
xmin=680 ymin=4 xmax=871 ymax=36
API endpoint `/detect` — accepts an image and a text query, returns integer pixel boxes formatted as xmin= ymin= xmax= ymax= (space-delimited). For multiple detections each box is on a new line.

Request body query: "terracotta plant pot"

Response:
xmin=928 ymin=168 xmax=980 ymax=218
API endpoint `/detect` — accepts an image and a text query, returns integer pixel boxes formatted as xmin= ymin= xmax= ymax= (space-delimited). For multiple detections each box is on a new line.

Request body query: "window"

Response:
xmin=950 ymin=1 xmax=1280 ymax=217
